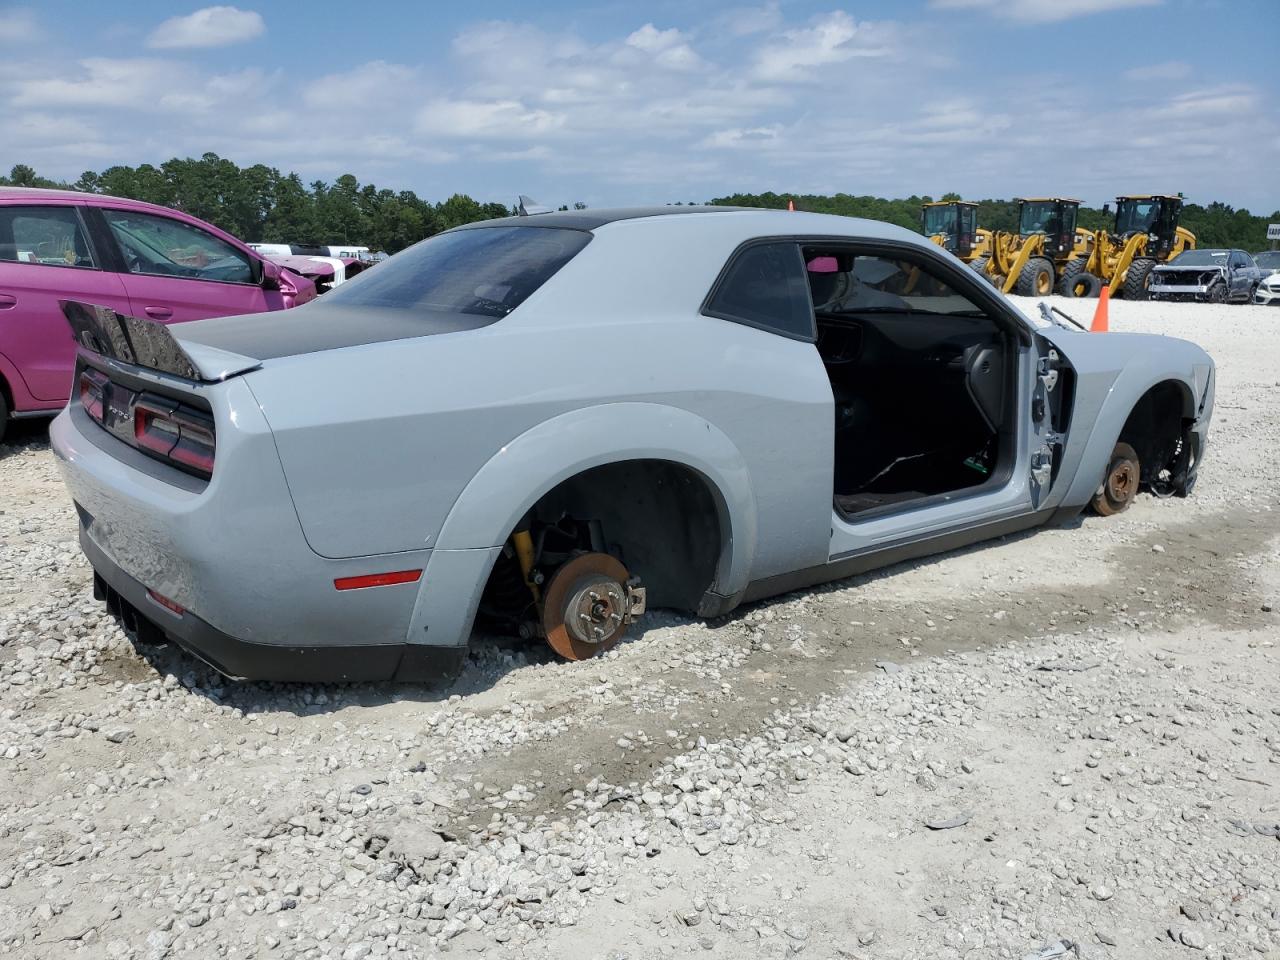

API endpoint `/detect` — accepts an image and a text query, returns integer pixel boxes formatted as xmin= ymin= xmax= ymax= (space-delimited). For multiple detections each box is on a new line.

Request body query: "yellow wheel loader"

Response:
xmin=921 ymin=200 xmax=992 ymax=271
xmin=1068 ymin=195 xmax=1195 ymax=300
xmin=981 ymin=198 xmax=1094 ymax=297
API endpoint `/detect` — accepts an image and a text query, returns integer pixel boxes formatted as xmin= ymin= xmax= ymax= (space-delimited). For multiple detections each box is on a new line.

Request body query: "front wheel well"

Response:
xmin=1116 ymin=380 xmax=1193 ymax=490
xmin=480 ymin=459 xmax=724 ymax=623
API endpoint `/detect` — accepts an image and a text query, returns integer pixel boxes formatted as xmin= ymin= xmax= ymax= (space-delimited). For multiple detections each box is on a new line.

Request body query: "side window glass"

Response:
xmin=101 ymin=209 xmax=253 ymax=284
xmin=706 ymin=242 xmax=813 ymax=340
xmin=0 ymin=206 xmax=96 ymax=268
xmin=804 ymin=251 xmax=982 ymax=317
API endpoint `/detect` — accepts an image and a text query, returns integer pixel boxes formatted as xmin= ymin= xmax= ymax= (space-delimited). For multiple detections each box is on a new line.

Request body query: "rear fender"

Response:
xmin=408 ymin=402 xmax=757 ymax=647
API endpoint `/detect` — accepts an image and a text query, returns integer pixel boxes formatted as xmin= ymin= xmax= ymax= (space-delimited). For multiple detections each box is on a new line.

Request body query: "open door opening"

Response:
xmin=805 ymin=247 xmax=1018 ymax=519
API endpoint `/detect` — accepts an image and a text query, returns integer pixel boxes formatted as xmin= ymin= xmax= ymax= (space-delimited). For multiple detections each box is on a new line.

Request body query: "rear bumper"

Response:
xmin=84 ymin=529 xmax=463 ymax=682
xmin=51 ymin=381 xmax=470 ymax=682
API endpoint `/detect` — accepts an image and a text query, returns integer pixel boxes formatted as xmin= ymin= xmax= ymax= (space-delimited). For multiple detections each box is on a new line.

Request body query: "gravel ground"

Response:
xmin=1 ymin=295 xmax=1277 ymax=960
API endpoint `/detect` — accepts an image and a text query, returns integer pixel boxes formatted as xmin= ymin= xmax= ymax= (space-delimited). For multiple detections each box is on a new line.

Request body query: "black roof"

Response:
xmin=451 ymin=205 xmax=753 ymax=232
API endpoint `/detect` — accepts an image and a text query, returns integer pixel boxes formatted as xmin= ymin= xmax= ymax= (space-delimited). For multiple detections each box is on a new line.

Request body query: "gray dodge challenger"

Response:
xmin=51 ymin=207 xmax=1214 ymax=682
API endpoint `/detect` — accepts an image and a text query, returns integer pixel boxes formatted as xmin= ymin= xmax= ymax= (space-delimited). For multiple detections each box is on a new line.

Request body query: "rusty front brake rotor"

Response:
xmin=540 ymin=552 xmax=645 ymax=661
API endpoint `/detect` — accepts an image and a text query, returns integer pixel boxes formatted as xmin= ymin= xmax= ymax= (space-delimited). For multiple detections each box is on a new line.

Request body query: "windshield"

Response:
xmin=1169 ymin=250 xmax=1230 ymax=267
xmin=320 ymin=226 xmax=590 ymax=318
xmin=1019 ymin=202 xmax=1064 ymax=236
xmin=1114 ymin=199 xmax=1158 ymax=235
xmin=1254 ymin=251 xmax=1280 ymax=270
xmin=922 ymin=206 xmax=954 ymax=235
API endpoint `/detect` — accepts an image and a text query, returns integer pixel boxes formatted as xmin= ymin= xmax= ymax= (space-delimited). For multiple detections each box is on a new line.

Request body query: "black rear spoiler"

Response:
xmin=61 ymin=300 xmax=202 ymax=381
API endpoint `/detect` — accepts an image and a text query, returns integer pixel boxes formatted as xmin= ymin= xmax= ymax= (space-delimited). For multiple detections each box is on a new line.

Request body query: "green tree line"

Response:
xmin=1 ymin=157 xmax=513 ymax=254
xmin=3 ymin=160 xmax=1274 ymax=251
xmin=710 ymin=191 xmax=1280 ymax=251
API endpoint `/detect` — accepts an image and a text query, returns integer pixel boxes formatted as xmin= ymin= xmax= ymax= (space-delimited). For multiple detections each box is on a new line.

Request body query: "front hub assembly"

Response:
xmin=541 ymin=553 xmax=644 ymax=661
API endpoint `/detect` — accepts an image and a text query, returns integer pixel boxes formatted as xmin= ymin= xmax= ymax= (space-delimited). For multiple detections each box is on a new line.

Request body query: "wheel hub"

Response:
xmin=566 ymin=577 xmax=627 ymax=645
xmin=1107 ymin=461 xmax=1135 ymax=500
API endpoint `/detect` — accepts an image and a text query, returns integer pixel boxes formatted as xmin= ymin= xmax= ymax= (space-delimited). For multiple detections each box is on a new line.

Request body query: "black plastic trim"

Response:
xmin=81 ymin=528 xmax=465 ymax=683
xmin=740 ymin=509 xmax=1051 ymax=604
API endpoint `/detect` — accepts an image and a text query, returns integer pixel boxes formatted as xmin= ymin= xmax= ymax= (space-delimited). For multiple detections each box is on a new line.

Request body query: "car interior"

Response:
xmin=804 ymin=247 xmax=1014 ymax=519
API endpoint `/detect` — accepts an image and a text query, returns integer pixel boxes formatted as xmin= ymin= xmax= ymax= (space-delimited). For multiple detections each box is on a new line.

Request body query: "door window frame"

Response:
xmin=0 ymin=203 xmax=104 ymax=273
xmin=793 ymin=235 xmax=1036 ymax=344
xmin=91 ymin=205 xmax=260 ymax=288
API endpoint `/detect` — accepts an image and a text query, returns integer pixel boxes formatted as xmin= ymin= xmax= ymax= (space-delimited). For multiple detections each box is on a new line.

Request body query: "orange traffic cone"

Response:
xmin=1091 ymin=285 xmax=1110 ymax=333
xmin=787 ymin=199 xmax=795 ymax=212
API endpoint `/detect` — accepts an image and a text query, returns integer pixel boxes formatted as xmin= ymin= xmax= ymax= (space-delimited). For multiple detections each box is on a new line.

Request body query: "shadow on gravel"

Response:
xmin=0 ymin=419 xmax=52 ymax=460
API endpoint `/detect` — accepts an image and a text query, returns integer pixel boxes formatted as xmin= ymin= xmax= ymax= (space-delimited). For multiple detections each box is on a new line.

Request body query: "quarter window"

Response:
xmin=705 ymin=242 xmax=813 ymax=340
xmin=101 ymin=209 xmax=253 ymax=284
xmin=0 ymin=206 xmax=96 ymax=268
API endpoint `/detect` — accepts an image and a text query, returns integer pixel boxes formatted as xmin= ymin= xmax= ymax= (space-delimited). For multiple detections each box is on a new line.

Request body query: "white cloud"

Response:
xmin=753 ymin=11 xmax=897 ymax=82
xmin=1 ymin=6 xmax=1276 ymax=213
xmin=148 ymin=6 xmax=265 ymax=49
xmin=930 ymin=0 xmax=1162 ymax=23
xmin=718 ymin=3 xmax=783 ymax=37
xmin=11 ymin=58 xmax=186 ymax=109
xmin=0 ymin=8 xmax=39 ymax=43
xmin=416 ymin=98 xmax=566 ymax=139
xmin=7 ymin=58 xmax=269 ymax=114
xmin=1122 ymin=60 xmax=1191 ymax=82
xmin=624 ymin=24 xmax=703 ymax=71
xmin=303 ymin=61 xmax=419 ymax=110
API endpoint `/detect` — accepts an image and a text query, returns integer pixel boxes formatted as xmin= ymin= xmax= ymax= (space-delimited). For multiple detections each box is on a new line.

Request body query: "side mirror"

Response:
xmin=260 ymin=258 xmax=282 ymax=291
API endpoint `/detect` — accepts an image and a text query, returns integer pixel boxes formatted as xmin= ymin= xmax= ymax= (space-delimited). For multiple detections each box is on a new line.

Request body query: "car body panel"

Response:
xmin=0 ymin=257 xmax=132 ymax=400
xmin=49 ymin=207 xmax=1215 ymax=680
xmin=50 ymin=375 xmax=426 ymax=651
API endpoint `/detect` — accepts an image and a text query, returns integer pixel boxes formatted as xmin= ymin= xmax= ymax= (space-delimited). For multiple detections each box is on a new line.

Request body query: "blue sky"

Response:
xmin=2 ymin=0 xmax=1277 ymax=212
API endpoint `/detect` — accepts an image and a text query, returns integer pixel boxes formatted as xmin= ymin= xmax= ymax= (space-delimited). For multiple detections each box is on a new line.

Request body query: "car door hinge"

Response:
xmin=1038 ymin=350 xmax=1060 ymax=391
xmin=1031 ymin=446 xmax=1054 ymax=487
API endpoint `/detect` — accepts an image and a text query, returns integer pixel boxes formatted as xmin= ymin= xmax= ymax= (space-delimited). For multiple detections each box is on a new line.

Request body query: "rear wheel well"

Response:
xmin=1116 ymin=380 xmax=1192 ymax=490
xmin=479 ymin=460 xmax=724 ymax=624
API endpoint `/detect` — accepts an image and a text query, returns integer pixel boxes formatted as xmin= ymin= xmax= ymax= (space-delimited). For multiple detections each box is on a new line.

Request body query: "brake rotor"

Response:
xmin=541 ymin=552 xmax=633 ymax=661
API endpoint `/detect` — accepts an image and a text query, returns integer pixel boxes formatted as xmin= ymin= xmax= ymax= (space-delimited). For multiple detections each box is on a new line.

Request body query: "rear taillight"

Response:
xmin=80 ymin=368 xmax=108 ymax=422
xmin=134 ymin=398 xmax=216 ymax=479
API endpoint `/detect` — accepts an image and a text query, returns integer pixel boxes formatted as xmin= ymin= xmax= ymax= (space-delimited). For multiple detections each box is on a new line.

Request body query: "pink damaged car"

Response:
xmin=0 ymin=187 xmax=316 ymax=441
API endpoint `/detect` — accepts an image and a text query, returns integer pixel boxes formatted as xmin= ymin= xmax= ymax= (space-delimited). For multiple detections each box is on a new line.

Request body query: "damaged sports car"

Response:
xmin=51 ymin=207 xmax=1214 ymax=682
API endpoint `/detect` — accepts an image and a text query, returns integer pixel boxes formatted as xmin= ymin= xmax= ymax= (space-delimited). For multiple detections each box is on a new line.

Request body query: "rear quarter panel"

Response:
xmin=243 ymin=215 xmax=836 ymax=584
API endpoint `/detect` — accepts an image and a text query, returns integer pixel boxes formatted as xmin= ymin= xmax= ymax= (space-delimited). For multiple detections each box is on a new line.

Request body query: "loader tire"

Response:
xmin=1122 ymin=258 xmax=1156 ymax=301
xmin=1015 ymin=257 xmax=1054 ymax=297
xmin=968 ymin=256 xmax=990 ymax=276
xmin=1056 ymin=257 xmax=1087 ymax=296
xmin=1063 ymin=271 xmax=1102 ymax=299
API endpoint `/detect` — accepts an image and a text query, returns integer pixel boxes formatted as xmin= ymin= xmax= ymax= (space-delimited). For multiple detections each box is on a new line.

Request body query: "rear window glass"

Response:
xmin=321 ymin=226 xmax=590 ymax=318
